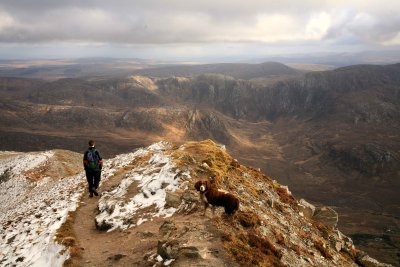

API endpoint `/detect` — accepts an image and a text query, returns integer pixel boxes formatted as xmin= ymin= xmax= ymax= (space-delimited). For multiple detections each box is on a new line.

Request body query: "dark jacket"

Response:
xmin=83 ymin=147 xmax=103 ymax=171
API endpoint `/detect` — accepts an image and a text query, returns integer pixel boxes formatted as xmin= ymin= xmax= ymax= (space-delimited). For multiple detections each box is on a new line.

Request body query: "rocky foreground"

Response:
xmin=0 ymin=140 xmax=393 ymax=266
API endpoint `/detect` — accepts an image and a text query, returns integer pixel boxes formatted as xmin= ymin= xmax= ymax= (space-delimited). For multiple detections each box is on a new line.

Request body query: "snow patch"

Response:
xmin=96 ymin=141 xmax=190 ymax=231
xmin=0 ymin=149 xmax=85 ymax=267
xmin=0 ymin=141 xmax=189 ymax=266
xmin=0 ymin=151 xmax=54 ymax=176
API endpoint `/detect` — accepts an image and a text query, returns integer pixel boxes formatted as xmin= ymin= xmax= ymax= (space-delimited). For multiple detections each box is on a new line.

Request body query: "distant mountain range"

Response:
xmin=131 ymin=62 xmax=301 ymax=79
xmin=0 ymin=60 xmax=302 ymax=80
xmin=0 ymin=62 xmax=399 ymax=264
xmin=1 ymin=49 xmax=400 ymax=80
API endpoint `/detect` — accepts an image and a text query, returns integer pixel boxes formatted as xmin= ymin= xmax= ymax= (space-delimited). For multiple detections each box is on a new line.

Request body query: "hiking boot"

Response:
xmin=89 ymin=192 xmax=94 ymax=198
xmin=92 ymin=188 xmax=99 ymax=196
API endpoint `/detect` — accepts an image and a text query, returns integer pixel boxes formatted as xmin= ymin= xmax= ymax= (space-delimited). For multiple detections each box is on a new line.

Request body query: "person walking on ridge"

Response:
xmin=83 ymin=140 xmax=103 ymax=197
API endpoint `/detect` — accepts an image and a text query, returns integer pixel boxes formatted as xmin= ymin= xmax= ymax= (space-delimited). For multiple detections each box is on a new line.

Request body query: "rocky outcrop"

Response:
xmin=298 ymin=198 xmax=316 ymax=219
xmin=356 ymin=253 xmax=393 ymax=267
xmin=115 ymin=110 xmax=165 ymax=132
xmin=312 ymin=207 xmax=339 ymax=228
xmin=185 ymin=109 xmax=232 ymax=144
xmin=327 ymin=143 xmax=396 ymax=175
xmin=298 ymin=199 xmax=339 ymax=229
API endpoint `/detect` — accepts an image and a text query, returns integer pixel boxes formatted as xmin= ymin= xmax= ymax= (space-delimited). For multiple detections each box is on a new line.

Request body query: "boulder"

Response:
xmin=357 ymin=254 xmax=393 ymax=267
xmin=181 ymin=189 xmax=198 ymax=203
xmin=298 ymin=199 xmax=316 ymax=219
xmin=330 ymin=238 xmax=344 ymax=252
xmin=157 ymin=240 xmax=179 ymax=260
xmin=165 ymin=192 xmax=182 ymax=208
xmin=312 ymin=207 xmax=338 ymax=228
xmin=202 ymin=162 xmax=211 ymax=169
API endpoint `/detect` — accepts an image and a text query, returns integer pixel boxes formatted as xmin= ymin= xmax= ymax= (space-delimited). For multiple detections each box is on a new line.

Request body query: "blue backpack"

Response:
xmin=87 ymin=149 xmax=100 ymax=170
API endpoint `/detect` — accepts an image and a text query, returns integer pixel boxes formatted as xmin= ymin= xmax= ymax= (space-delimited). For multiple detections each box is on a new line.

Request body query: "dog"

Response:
xmin=194 ymin=180 xmax=239 ymax=215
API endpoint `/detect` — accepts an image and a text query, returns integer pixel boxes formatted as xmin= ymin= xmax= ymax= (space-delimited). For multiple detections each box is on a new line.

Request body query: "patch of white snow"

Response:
xmin=0 ymin=151 xmax=84 ymax=267
xmin=96 ymin=142 xmax=190 ymax=231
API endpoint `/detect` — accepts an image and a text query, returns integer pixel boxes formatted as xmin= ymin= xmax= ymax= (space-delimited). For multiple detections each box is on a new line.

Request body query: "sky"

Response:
xmin=0 ymin=0 xmax=399 ymax=60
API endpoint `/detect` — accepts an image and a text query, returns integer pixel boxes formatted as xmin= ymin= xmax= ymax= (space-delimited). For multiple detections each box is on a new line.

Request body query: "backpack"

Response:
xmin=86 ymin=149 xmax=100 ymax=170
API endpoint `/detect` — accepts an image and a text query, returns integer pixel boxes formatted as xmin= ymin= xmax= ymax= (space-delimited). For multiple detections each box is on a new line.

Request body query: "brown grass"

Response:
xmin=221 ymin=220 xmax=285 ymax=267
xmin=225 ymin=233 xmax=264 ymax=266
xmin=54 ymin=209 xmax=83 ymax=267
xmin=172 ymin=139 xmax=278 ymax=206
xmin=224 ymin=232 xmax=285 ymax=267
xmin=314 ymin=239 xmax=333 ymax=260
xmin=273 ymin=229 xmax=285 ymax=245
xmin=272 ymin=228 xmax=304 ymax=256
xmin=248 ymin=232 xmax=283 ymax=259
xmin=172 ymin=140 xmax=237 ymax=189
xmin=173 ymin=140 xmax=228 ymax=178
xmin=297 ymin=227 xmax=312 ymax=240
xmin=340 ymin=247 xmax=359 ymax=262
xmin=55 ymin=211 xmax=76 ymax=243
xmin=290 ymin=243 xmax=302 ymax=255
xmin=275 ymin=202 xmax=287 ymax=214
xmin=311 ymin=220 xmax=329 ymax=232
xmin=276 ymin=187 xmax=297 ymax=208
xmin=236 ymin=211 xmax=261 ymax=228
xmin=24 ymin=150 xmax=82 ymax=182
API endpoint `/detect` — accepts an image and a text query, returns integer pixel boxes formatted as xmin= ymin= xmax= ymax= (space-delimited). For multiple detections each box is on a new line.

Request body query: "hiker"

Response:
xmin=83 ymin=140 xmax=103 ymax=197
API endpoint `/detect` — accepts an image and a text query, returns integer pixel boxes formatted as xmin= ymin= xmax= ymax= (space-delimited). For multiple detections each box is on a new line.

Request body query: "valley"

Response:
xmin=0 ymin=62 xmax=399 ymax=264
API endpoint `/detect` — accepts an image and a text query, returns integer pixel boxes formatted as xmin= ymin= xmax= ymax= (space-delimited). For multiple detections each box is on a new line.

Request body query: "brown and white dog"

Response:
xmin=194 ymin=180 xmax=239 ymax=215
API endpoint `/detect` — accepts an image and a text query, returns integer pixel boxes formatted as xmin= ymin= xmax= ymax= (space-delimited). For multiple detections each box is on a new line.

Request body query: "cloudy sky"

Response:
xmin=0 ymin=0 xmax=399 ymax=60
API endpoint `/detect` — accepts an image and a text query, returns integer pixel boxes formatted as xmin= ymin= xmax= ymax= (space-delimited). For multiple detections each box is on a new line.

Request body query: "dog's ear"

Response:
xmin=194 ymin=181 xmax=201 ymax=191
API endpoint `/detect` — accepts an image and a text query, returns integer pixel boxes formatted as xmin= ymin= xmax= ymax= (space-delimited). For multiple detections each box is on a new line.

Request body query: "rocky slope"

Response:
xmin=0 ymin=140 xmax=393 ymax=266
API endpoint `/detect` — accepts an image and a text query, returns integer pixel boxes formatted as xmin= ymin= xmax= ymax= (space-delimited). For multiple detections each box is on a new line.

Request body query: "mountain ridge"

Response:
xmin=0 ymin=140 xmax=393 ymax=266
xmin=131 ymin=61 xmax=302 ymax=79
xmin=0 ymin=61 xmax=301 ymax=81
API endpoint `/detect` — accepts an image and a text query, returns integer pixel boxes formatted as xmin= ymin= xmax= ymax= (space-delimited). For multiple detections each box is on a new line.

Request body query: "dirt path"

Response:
xmin=71 ymin=164 xmax=165 ymax=267
xmin=68 ymin=161 xmax=236 ymax=267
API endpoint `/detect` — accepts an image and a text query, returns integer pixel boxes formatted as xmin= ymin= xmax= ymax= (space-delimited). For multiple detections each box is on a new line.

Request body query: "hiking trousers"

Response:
xmin=85 ymin=169 xmax=101 ymax=192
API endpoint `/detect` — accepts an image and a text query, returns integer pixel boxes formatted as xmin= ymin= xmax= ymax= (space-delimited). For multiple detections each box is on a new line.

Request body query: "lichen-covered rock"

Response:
xmin=165 ymin=191 xmax=182 ymax=208
xmin=312 ymin=207 xmax=338 ymax=228
xmin=298 ymin=198 xmax=316 ymax=219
